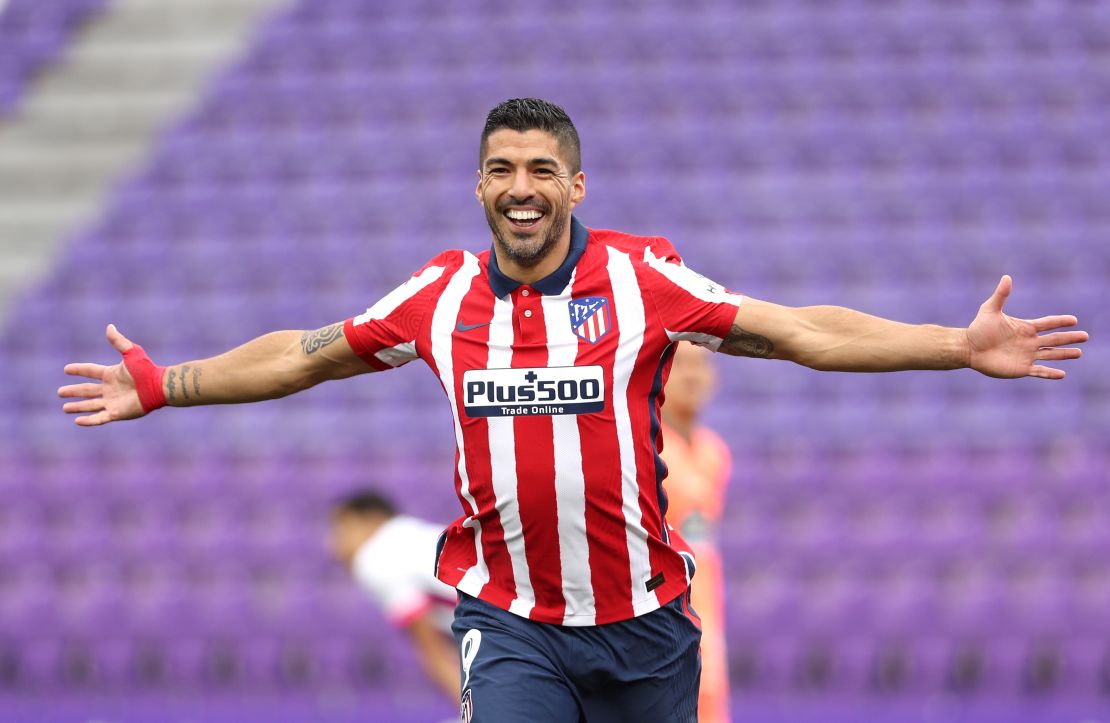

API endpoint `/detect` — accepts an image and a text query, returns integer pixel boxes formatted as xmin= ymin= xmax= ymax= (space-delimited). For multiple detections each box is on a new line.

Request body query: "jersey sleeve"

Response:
xmin=638 ymin=237 xmax=743 ymax=350
xmin=351 ymin=545 xmax=435 ymax=628
xmin=343 ymin=252 xmax=456 ymax=371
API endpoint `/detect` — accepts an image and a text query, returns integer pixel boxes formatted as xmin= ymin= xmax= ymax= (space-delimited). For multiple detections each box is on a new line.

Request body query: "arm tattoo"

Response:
xmin=300 ymin=323 xmax=344 ymax=355
xmin=719 ymin=323 xmax=775 ymax=358
xmin=192 ymin=367 xmax=202 ymax=397
xmin=180 ymin=365 xmax=190 ymax=400
xmin=166 ymin=368 xmax=177 ymax=402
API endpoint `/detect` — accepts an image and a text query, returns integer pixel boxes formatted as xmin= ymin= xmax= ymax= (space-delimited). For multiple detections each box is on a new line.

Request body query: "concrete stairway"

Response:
xmin=0 ymin=0 xmax=287 ymax=316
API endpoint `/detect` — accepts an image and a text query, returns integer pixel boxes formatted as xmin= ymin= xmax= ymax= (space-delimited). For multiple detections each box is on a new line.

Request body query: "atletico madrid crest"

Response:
xmin=460 ymin=688 xmax=474 ymax=723
xmin=568 ymin=296 xmax=611 ymax=344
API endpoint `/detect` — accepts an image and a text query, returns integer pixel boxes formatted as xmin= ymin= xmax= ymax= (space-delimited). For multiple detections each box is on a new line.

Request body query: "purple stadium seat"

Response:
xmin=2 ymin=0 xmax=1107 ymax=708
xmin=0 ymin=0 xmax=106 ymax=115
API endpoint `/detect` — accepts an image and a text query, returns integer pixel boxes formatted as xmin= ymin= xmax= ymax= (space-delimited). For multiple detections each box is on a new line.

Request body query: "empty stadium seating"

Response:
xmin=1 ymin=0 xmax=1107 ymax=717
xmin=0 ymin=0 xmax=106 ymax=113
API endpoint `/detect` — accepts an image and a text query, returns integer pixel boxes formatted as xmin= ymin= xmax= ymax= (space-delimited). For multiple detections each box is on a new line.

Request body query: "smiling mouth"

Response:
xmin=504 ymin=208 xmax=545 ymax=230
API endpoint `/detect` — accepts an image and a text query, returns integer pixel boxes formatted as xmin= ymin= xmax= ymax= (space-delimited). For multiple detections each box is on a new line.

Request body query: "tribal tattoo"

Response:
xmin=300 ymin=323 xmax=344 ymax=355
xmin=719 ymin=323 xmax=775 ymax=358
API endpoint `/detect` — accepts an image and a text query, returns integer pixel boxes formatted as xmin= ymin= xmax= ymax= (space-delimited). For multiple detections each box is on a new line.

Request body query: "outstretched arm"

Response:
xmin=720 ymin=275 xmax=1088 ymax=379
xmin=59 ymin=322 xmax=372 ymax=426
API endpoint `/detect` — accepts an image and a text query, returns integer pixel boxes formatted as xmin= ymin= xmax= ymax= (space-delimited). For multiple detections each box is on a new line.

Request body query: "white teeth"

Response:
xmin=506 ymin=209 xmax=542 ymax=221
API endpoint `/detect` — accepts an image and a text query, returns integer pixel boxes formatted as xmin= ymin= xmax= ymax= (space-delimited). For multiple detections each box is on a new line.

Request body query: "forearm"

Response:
xmin=409 ymin=620 xmax=461 ymax=699
xmin=785 ymin=305 xmax=970 ymax=372
xmin=162 ymin=330 xmax=327 ymax=406
xmin=423 ymin=636 xmax=462 ymax=700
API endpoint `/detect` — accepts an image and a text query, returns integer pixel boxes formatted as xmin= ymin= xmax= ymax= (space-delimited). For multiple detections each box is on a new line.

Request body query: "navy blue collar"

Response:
xmin=487 ymin=216 xmax=590 ymax=298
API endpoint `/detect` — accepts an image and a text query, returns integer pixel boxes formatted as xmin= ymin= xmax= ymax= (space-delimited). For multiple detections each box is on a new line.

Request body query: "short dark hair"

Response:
xmin=333 ymin=490 xmax=397 ymax=519
xmin=480 ymin=98 xmax=581 ymax=174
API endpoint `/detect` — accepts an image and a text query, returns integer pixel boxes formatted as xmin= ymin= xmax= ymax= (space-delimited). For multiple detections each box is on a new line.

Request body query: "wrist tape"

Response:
xmin=122 ymin=344 xmax=167 ymax=413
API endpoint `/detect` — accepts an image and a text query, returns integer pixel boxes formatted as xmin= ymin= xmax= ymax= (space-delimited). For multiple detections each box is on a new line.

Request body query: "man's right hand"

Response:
xmin=60 ymin=320 xmax=374 ymax=426
xmin=59 ymin=324 xmax=152 ymax=426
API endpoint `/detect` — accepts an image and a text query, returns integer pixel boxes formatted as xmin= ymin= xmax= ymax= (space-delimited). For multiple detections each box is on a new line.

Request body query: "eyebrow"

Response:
xmin=484 ymin=156 xmax=561 ymax=169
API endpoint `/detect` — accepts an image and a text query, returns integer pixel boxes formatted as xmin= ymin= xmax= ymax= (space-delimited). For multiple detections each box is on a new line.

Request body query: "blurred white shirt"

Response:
xmin=351 ymin=515 xmax=457 ymax=634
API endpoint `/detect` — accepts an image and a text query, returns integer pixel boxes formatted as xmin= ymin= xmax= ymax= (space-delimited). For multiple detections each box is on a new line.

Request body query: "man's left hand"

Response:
xmin=966 ymin=275 xmax=1089 ymax=380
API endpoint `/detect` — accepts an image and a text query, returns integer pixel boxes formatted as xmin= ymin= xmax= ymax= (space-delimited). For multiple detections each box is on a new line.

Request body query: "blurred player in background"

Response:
xmin=660 ymin=343 xmax=731 ymax=723
xmin=328 ymin=490 xmax=459 ymax=700
xmin=59 ymin=98 xmax=1088 ymax=722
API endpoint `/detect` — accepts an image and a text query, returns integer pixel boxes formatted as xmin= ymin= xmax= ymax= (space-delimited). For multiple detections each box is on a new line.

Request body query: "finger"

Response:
xmin=1027 ymin=315 xmax=1078 ymax=332
xmin=63 ymin=363 xmax=106 ymax=380
xmin=981 ymin=275 xmax=1012 ymax=313
xmin=1035 ymin=347 xmax=1083 ymax=361
xmin=58 ymin=383 xmax=102 ymax=399
xmin=106 ymin=324 xmax=134 ymax=355
xmin=1028 ymin=365 xmax=1065 ymax=380
xmin=63 ymin=399 xmax=105 ymax=414
xmin=75 ymin=410 xmax=113 ymax=426
xmin=1038 ymin=330 xmax=1090 ymax=347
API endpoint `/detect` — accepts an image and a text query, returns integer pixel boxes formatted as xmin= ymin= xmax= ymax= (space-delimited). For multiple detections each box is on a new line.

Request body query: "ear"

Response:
xmin=569 ymin=171 xmax=586 ymax=209
xmin=475 ymin=169 xmax=483 ymax=203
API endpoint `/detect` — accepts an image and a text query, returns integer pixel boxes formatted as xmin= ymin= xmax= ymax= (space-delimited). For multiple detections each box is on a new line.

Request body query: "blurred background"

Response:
xmin=0 ymin=0 xmax=1107 ymax=721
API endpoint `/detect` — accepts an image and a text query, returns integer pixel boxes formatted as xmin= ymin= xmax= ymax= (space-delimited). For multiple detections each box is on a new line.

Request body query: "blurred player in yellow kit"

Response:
xmin=660 ymin=342 xmax=732 ymax=723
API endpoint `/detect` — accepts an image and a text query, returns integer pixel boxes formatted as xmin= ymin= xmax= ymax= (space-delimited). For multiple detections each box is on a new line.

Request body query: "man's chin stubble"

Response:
xmin=496 ymin=233 xmax=555 ymax=268
xmin=486 ymin=208 xmax=569 ymax=269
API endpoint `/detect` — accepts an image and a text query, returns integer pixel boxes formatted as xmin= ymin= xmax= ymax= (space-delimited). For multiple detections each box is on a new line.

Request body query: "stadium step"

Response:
xmin=0 ymin=0 xmax=285 ymax=316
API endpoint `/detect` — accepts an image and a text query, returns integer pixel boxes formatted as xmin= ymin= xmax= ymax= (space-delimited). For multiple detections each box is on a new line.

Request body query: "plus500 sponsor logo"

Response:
xmin=462 ymin=366 xmax=605 ymax=417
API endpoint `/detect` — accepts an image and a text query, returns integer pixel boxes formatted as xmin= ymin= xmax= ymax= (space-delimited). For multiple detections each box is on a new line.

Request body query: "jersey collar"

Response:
xmin=486 ymin=216 xmax=589 ymax=298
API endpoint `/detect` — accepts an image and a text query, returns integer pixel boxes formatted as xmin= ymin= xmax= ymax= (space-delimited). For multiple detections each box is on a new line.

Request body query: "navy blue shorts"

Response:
xmin=451 ymin=590 xmax=702 ymax=723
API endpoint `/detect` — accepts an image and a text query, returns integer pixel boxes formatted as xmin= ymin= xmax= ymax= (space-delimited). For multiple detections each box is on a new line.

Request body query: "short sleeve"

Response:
xmin=638 ymin=238 xmax=743 ymax=350
xmin=351 ymin=545 xmax=434 ymax=628
xmin=343 ymin=253 xmax=454 ymax=371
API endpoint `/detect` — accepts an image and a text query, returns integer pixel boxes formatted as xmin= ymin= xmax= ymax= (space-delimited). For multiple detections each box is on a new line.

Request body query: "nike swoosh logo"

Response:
xmin=456 ymin=320 xmax=492 ymax=332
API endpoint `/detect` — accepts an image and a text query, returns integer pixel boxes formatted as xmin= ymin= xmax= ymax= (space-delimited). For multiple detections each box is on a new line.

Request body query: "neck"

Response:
xmin=362 ymin=515 xmax=389 ymax=541
xmin=662 ymin=409 xmax=696 ymax=443
xmin=493 ymin=228 xmax=572 ymax=287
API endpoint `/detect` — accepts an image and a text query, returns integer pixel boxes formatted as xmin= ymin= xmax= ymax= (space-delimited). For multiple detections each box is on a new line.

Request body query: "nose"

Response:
xmin=508 ymin=167 xmax=535 ymax=201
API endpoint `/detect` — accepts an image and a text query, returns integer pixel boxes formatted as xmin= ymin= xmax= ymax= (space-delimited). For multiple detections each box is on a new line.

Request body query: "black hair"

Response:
xmin=480 ymin=98 xmax=581 ymax=174
xmin=333 ymin=490 xmax=397 ymax=518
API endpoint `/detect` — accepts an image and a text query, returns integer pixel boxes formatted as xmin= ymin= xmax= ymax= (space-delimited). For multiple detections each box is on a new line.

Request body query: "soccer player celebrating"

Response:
xmin=60 ymin=99 xmax=1088 ymax=722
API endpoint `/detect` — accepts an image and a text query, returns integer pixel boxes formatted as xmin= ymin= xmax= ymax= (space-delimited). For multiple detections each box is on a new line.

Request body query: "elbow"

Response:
xmin=785 ymin=348 xmax=831 ymax=371
xmin=790 ymin=353 xmax=824 ymax=371
xmin=777 ymin=307 xmax=848 ymax=371
xmin=276 ymin=376 xmax=312 ymax=398
xmin=274 ymin=356 xmax=322 ymax=397
xmin=773 ymin=317 xmax=824 ymax=369
xmin=287 ymin=367 xmax=329 ymax=395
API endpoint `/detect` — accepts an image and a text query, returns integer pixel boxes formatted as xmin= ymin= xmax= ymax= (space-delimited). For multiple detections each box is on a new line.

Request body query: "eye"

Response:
xmin=534 ymin=168 xmax=554 ymax=176
xmin=487 ymin=167 xmax=510 ymax=176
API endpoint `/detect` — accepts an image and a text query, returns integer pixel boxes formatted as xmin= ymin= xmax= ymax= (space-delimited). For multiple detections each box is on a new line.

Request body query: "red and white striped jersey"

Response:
xmin=343 ymin=218 xmax=742 ymax=626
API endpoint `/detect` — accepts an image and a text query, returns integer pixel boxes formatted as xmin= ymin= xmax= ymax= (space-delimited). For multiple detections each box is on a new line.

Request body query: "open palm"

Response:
xmin=58 ymin=324 xmax=145 ymax=425
xmin=967 ymin=276 xmax=1088 ymax=380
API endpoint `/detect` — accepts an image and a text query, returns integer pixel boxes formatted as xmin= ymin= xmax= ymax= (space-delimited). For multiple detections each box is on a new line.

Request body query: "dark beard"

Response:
xmin=484 ymin=202 xmax=570 ymax=270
